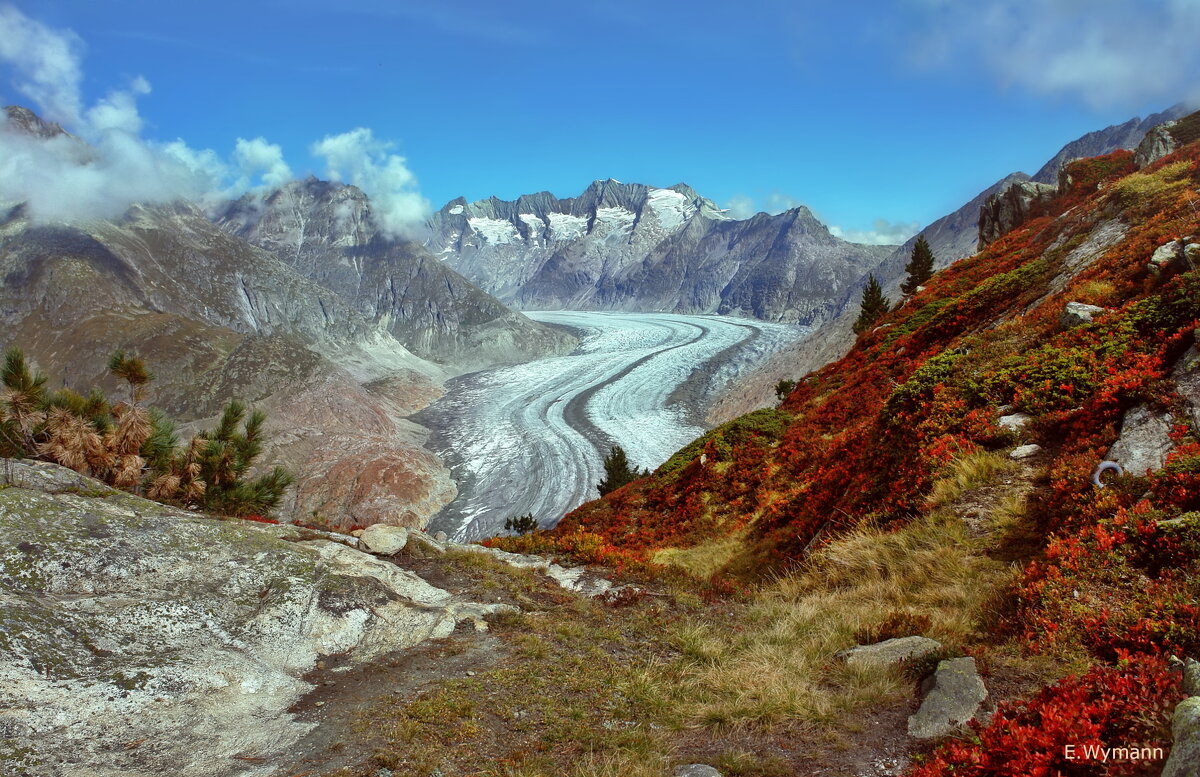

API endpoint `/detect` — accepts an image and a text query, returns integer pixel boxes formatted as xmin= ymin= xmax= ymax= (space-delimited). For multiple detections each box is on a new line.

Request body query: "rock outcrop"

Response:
xmin=1060 ymin=301 xmax=1106 ymax=328
xmin=836 ymin=636 xmax=943 ymax=668
xmin=0 ymin=459 xmax=511 ymax=777
xmin=1107 ymin=346 xmax=1200 ymax=476
xmin=1135 ymin=109 xmax=1200 ymax=169
xmin=977 ymin=181 xmax=1058 ymax=251
xmin=907 ymin=657 xmax=988 ymax=740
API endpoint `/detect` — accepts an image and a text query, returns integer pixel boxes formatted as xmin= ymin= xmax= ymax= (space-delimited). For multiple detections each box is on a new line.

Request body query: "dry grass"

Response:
xmin=926 ymin=450 xmax=1019 ymax=508
xmin=661 ymin=455 xmax=1022 ymax=734
xmin=653 ymin=534 xmax=745 ymax=579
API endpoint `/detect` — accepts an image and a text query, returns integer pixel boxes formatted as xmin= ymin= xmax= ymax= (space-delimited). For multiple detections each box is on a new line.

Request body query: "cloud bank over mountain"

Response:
xmin=0 ymin=4 xmax=428 ymax=234
xmin=909 ymin=0 xmax=1200 ymax=109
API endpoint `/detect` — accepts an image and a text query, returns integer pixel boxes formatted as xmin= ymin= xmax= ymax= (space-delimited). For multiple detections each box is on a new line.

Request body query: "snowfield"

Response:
xmin=420 ymin=311 xmax=806 ymax=541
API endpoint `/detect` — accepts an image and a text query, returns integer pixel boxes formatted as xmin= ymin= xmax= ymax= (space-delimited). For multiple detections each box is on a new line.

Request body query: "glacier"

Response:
xmin=419 ymin=311 xmax=806 ymax=541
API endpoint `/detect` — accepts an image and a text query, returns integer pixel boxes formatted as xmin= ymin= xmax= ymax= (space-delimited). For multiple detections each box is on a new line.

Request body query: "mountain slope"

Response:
xmin=216 ymin=178 xmax=576 ymax=371
xmin=428 ymin=179 xmax=892 ymax=325
xmin=708 ymin=106 xmax=1190 ymax=422
xmin=0 ymin=199 xmax=457 ymax=526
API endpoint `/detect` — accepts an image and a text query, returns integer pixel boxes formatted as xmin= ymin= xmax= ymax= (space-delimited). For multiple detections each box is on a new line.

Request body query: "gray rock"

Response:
xmin=674 ymin=766 xmax=723 ymax=777
xmin=998 ymin=412 xmax=1033 ymax=432
xmin=406 ymin=529 xmax=449 ymax=556
xmin=433 ymin=530 xmax=449 ymax=542
xmin=1163 ymin=696 xmax=1200 ymax=777
xmin=1135 ymin=121 xmax=1181 ymax=168
xmin=1108 ymin=405 xmax=1176 ymax=475
xmin=0 ymin=459 xmax=512 ymax=777
xmin=977 ymin=180 xmax=1058 ymax=250
xmin=1061 ymin=301 xmax=1106 ymax=328
xmin=359 ymin=523 xmax=410 ymax=555
xmin=837 ymin=636 xmax=944 ymax=668
xmin=1009 ymin=444 xmax=1043 ymax=460
xmin=1151 ymin=240 xmax=1186 ymax=270
xmin=1174 ymin=346 xmax=1200 ymax=430
xmin=1185 ymin=659 xmax=1200 ymax=697
xmin=907 ymin=657 xmax=988 ymax=739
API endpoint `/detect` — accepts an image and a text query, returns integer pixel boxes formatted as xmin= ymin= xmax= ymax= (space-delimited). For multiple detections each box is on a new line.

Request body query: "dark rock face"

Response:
xmin=217 ymin=179 xmax=576 ymax=370
xmin=977 ymin=180 xmax=1058 ymax=250
xmin=427 ymin=180 xmax=893 ymax=326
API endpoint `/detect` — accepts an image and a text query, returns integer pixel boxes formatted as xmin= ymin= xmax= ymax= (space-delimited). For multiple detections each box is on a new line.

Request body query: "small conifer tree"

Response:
xmin=504 ymin=512 xmax=539 ymax=535
xmin=852 ymin=274 xmax=891 ymax=334
xmin=597 ymin=445 xmax=646 ymax=496
xmin=901 ymin=235 xmax=935 ymax=295
xmin=774 ymin=379 xmax=797 ymax=403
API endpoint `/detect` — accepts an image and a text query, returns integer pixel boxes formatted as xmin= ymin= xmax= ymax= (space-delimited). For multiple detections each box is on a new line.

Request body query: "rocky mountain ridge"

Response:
xmin=427 ymin=179 xmax=893 ymax=326
xmin=217 ymin=179 xmax=575 ymax=371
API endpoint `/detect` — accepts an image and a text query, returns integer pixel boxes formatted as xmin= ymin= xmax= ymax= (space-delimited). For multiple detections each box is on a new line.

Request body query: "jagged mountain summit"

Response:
xmin=427 ymin=179 xmax=893 ymax=326
xmin=216 ymin=178 xmax=575 ymax=371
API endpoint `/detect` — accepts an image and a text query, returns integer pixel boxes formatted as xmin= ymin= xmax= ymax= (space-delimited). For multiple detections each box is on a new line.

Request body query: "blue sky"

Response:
xmin=3 ymin=0 xmax=1198 ymax=242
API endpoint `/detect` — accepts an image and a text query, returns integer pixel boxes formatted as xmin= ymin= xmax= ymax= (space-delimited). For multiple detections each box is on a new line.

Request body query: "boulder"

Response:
xmin=1149 ymin=239 xmax=1188 ymax=273
xmin=977 ymin=181 xmax=1058 ymax=250
xmin=406 ymin=529 xmax=449 ymax=556
xmin=359 ymin=523 xmax=410 ymax=555
xmin=1135 ymin=121 xmax=1180 ymax=168
xmin=998 ymin=412 xmax=1032 ymax=432
xmin=837 ymin=636 xmax=944 ymax=668
xmin=1060 ymin=301 xmax=1107 ymax=328
xmin=0 ymin=458 xmax=510 ymax=777
xmin=1185 ymin=658 xmax=1200 ymax=697
xmin=908 ymin=657 xmax=988 ymax=739
xmin=1163 ymin=696 xmax=1200 ymax=777
xmin=674 ymin=766 xmax=723 ymax=777
xmin=1108 ymin=405 xmax=1176 ymax=475
xmin=1009 ymin=444 xmax=1043 ymax=460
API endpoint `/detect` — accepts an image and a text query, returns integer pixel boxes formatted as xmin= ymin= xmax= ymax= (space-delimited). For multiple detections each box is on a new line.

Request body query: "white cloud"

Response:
xmin=0 ymin=6 xmax=428 ymax=235
xmin=829 ymin=218 xmax=921 ymax=246
xmin=233 ymin=136 xmax=293 ymax=192
xmin=722 ymin=191 xmax=810 ymax=219
xmin=723 ymin=194 xmax=757 ymax=219
xmin=0 ymin=4 xmax=84 ymax=125
xmin=311 ymin=127 xmax=431 ymax=237
xmin=907 ymin=0 xmax=1200 ymax=108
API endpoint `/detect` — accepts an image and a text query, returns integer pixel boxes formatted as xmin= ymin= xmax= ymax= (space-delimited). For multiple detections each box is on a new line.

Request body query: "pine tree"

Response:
xmin=597 ymin=445 xmax=646 ymax=496
xmin=504 ymin=512 xmax=539 ymax=535
xmin=774 ymin=379 xmax=797 ymax=403
xmin=901 ymin=235 xmax=935 ymax=295
xmin=852 ymin=274 xmax=891 ymax=334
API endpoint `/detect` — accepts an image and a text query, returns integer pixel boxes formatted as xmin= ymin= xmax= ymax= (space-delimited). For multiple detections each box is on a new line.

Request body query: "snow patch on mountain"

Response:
xmin=548 ymin=212 xmax=589 ymax=241
xmin=448 ymin=204 xmax=464 ymax=215
xmin=595 ymin=206 xmax=636 ymax=237
xmin=468 ymin=216 xmax=520 ymax=244
xmin=519 ymin=213 xmax=546 ymax=239
xmin=647 ymin=188 xmax=694 ymax=230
